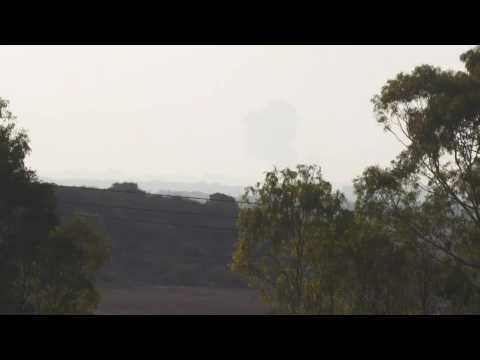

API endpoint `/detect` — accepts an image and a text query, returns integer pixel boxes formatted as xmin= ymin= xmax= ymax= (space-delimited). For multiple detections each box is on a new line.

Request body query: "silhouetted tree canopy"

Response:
xmin=0 ymin=98 xmax=110 ymax=314
xmin=371 ymin=46 xmax=480 ymax=270
xmin=231 ymin=47 xmax=480 ymax=314
xmin=109 ymin=182 xmax=145 ymax=194
xmin=209 ymin=193 xmax=236 ymax=203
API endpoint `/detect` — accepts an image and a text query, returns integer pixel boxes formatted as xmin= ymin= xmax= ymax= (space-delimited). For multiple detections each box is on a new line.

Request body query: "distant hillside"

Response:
xmin=52 ymin=181 xmax=357 ymax=289
xmin=53 ymin=185 xmax=245 ymax=289
xmin=44 ymin=177 xmax=245 ymax=198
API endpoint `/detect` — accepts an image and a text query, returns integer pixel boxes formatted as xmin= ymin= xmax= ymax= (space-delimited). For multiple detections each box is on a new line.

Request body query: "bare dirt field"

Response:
xmin=97 ymin=286 xmax=271 ymax=315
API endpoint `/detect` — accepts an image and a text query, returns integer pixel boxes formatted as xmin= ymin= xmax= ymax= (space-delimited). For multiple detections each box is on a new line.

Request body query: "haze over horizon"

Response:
xmin=1 ymin=45 xmax=473 ymax=193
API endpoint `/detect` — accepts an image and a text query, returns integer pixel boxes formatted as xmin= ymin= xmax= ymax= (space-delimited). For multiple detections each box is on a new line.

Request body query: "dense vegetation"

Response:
xmin=231 ymin=46 xmax=480 ymax=314
xmin=0 ymin=99 xmax=110 ymax=314
xmin=54 ymin=185 xmax=244 ymax=289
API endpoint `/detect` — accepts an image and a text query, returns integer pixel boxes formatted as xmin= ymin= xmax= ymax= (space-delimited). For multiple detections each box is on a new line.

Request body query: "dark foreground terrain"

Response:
xmin=97 ymin=286 xmax=270 ymax=314
xmin=54 ymin=185 xmax=245 ymax=288
xmin=54 ymin=185 xmax=271 ymax=314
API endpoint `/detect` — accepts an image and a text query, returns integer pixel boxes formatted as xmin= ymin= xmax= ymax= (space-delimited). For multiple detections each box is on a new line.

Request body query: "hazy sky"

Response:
xmin=0 ymin=45 xmax=473 ymax=189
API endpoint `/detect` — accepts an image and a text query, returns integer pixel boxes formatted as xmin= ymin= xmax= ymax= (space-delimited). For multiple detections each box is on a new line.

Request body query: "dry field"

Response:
xmin=97 ymin=286 xmax=271 ymax=315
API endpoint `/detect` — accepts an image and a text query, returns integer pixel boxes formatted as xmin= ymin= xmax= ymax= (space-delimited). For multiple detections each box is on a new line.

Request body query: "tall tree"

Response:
xmin=0 ymin=98 xmax=58 ymax=312
xmin=0 ymin=98 xmax=110 ymax=314
xmin=231 ymin=165 xmax=352 ymax=314
xmin=371 ymin=46 xmax=480 ymax=271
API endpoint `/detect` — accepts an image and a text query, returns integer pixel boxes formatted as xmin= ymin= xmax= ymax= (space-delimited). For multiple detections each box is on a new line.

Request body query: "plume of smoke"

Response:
xmin=244 ymin=100 xmax=298 ymax=168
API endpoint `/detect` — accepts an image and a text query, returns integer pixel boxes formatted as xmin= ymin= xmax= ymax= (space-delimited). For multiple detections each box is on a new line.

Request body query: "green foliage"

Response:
xmin=0 ymin=98 xmax=110 ymax=314
xmin=371 ymin=46 xmax=480 ymax=270
xmin=232 ymin=165 xmax=352 ymax=314
xmin=36 ymin=216 xmax=111 ymax=314
xmin=0 ymin=98 xmax=56 ymax=313
xmin=232 ymin=47 xmax=480 ymax=315
xmin=353 ymin=168 xmax=453 ymax=313
xmin=347 ymin=45 xmax=480 ymax=313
